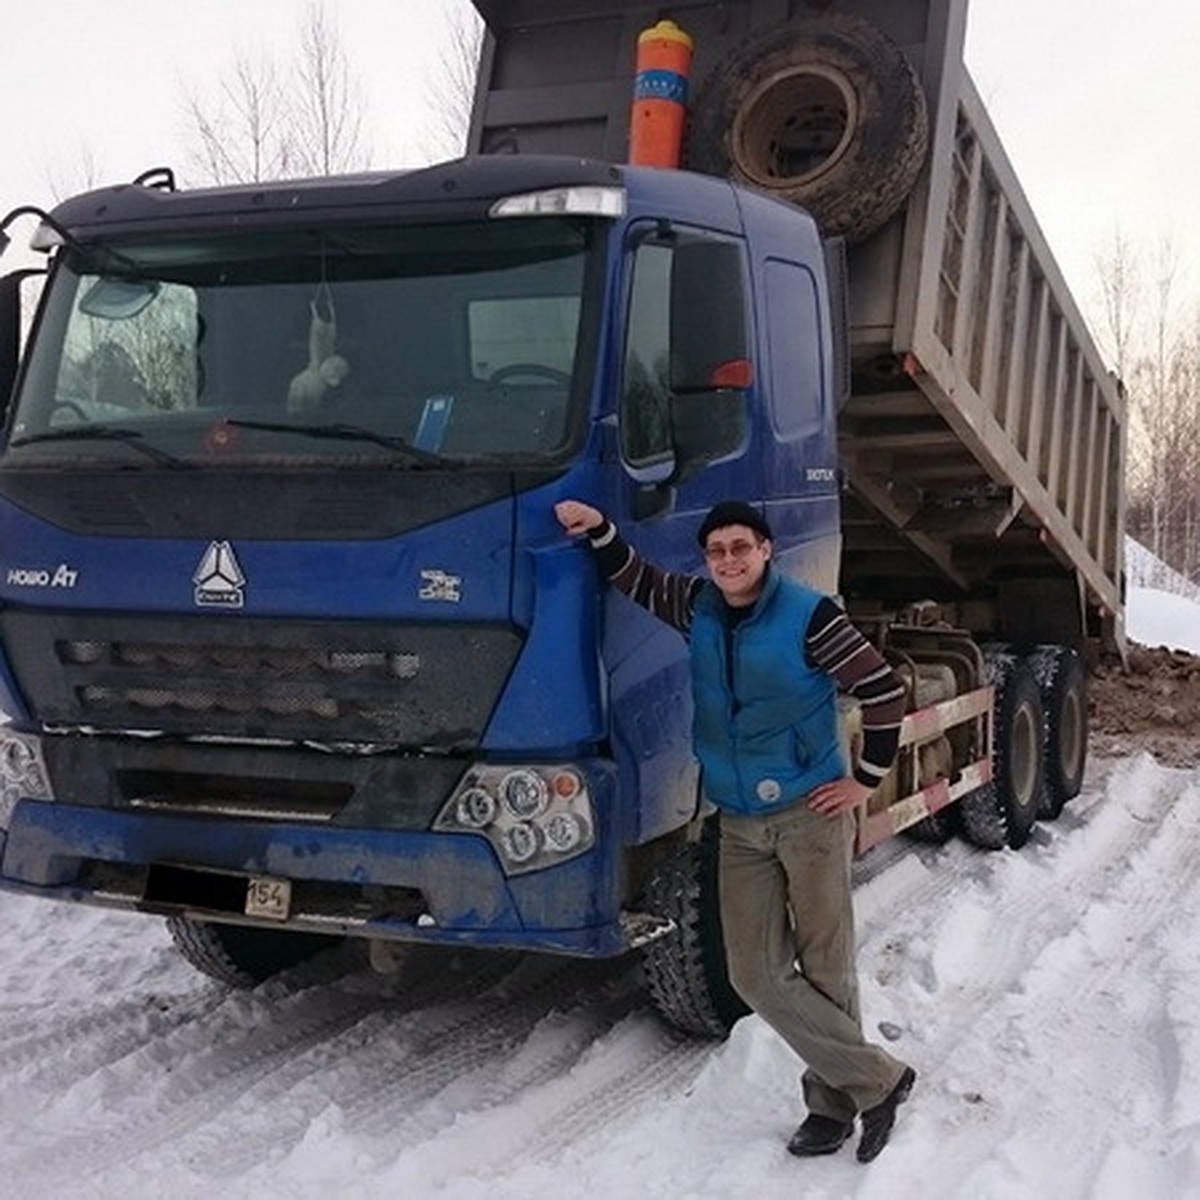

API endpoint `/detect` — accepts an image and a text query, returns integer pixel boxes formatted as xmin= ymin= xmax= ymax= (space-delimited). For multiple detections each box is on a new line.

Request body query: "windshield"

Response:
xmin=8 ymin=218 xmax=595 ymax=466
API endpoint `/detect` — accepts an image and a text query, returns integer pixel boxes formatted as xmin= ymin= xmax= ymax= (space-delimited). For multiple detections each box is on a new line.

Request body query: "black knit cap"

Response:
xmin=697 ymin=500 xmax=772 ymax=547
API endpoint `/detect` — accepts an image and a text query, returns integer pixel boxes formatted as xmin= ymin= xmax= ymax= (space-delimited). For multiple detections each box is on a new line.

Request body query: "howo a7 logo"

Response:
xmin=194 ymin=541 xmax=246 ymax=608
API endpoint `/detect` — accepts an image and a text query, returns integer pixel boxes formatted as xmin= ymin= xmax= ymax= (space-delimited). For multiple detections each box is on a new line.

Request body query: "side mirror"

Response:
xmin=626 ymin=450 xmax=676 ymax=486
xmin=671 ymin=389 xmax=749 ymax=483
xmin=664 ymin=240 xmax=751 ymax=481
xmin=0 ymin=269 xmax=41 ymax=423
xmin=79 ymin=276 xmax=160 ymax=320
xmin=669 ymin=240 xmax=749 ymax=392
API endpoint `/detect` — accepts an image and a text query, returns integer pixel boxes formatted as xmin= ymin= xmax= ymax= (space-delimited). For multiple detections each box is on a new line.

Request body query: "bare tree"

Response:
xmin=289 ymin=4 xmax=368 ymax=177
xmin=45 ymin=144 xmax=105 ymax=203
xmin=1093 ymin=230 xmax=1140 ymax=383
xmin=183 ymin=2 xmax=369 ymax=185
xmin=185 ymin=53 xmax=291 ymax=185
xmin=421 ymin=1 xmax=485 ymax=162
xmin=1110 ymin=237 xmax=1200 ymax=581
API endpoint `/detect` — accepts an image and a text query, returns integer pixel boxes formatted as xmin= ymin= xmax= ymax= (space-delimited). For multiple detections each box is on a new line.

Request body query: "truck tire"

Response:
xmin=958 ymin=651 xmax=1045 ymax=851
xmin=1027 ymin=644 xmax=1088 ymax=818
xmin=166 ymin=916 xmax=337 ymax=988
xmin=956 ymin=781 xmax=1006 ymax=851
xmin=904 ymin=807 xmax=958 ymax=845
xmin=639 ymin=820 xmax=749 ymax=1037
xmin=688 ymin=14 xmax=929 ymax=242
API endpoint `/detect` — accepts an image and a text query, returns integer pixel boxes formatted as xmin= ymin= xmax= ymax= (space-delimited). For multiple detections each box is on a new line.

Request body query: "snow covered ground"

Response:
xmin=3 ymin=583 xmax=1200 ymax=1199
xmin=1126 ymin=538 xmax=1200 ymax=655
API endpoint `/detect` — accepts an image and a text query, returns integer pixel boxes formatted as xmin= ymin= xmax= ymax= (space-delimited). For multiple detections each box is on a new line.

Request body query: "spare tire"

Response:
xmin=688 ymin=15 xmax=929 ymax=242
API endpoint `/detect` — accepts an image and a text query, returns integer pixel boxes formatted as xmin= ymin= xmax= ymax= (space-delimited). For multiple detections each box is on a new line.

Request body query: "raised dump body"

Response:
xmin=469 ymin=0 xmax=1125 ymax=651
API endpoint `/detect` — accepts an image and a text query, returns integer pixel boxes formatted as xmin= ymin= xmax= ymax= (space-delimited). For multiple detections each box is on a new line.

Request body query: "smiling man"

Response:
xmin=554 ymin=497 xmax=915 ymax=1164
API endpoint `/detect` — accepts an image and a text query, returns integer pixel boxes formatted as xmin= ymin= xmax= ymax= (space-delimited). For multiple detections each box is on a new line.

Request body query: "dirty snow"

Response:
xmin=3 ymin=584 xmax=1200 ymax=1199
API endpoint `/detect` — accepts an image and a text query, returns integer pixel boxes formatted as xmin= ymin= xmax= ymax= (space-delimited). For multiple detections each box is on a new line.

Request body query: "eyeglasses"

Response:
xmin=703 ymin=539 xmax=762 ymax=563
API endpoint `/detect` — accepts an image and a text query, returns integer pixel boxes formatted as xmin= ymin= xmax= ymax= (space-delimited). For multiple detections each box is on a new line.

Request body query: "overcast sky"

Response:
xmin=2 ymin=0 xmax=1197 ymax=324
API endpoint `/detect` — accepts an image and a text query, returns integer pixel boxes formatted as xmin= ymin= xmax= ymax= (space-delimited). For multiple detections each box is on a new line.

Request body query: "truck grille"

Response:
xmin=2 ymin=612 xmax=522 ymax=747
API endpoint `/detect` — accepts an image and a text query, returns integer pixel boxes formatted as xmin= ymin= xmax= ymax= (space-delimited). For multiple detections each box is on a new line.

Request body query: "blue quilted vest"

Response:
xmin=690 ymin=570 xmax=845 ymax=815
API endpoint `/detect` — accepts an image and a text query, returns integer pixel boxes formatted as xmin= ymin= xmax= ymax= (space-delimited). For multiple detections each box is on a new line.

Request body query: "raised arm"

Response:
xmin=554 ymin=500 xmax=703 ymax=635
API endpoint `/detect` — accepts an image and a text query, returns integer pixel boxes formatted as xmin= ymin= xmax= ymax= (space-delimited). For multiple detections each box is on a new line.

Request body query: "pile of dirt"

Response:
xmin=1089 ymin=642 xmax=1200 ymax=767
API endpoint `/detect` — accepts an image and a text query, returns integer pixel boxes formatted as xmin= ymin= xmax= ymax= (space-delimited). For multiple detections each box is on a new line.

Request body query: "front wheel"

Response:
xmin=166 ymin=916 xmax=339 ymax=987
xmin=638 ymin=820 xmax=749 ymax=1037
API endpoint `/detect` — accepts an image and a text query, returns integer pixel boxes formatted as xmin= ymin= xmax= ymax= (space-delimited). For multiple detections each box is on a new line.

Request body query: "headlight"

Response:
xmin=500 ymin=770 xmax=548 ymax=820
xmin=0 ymin=729 xmax=54 ymax=828
xmin=434 ymin=764 xmax=595 ymax=875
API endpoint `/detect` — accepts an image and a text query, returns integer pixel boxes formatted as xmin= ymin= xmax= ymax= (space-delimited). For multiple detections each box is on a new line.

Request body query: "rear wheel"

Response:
xmin=959 ymin=651 xmax=1045 ymax=851
xmin=166 ymin=916 xmax=338 ymax=987
xmin=1027 ymin=644 xmax=1088 ymax=818
xmin=639 ymin=820 xmax=749 ymax=1037
xmin=904 ymin=807 xmax=959 ymax=844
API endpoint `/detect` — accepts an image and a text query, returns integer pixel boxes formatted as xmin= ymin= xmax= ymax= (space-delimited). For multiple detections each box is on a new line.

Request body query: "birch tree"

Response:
xmin=421 ymin=1 xmax=485 ymax=161
xmin=184 ymin=3 xmax=369 ymax=185
xmin=1102 ymin=237 xmax=1200 ymax=580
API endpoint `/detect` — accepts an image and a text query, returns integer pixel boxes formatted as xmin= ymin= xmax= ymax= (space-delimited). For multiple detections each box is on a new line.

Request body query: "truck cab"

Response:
xmin=0 ymin=155 xmax=839 ymax=983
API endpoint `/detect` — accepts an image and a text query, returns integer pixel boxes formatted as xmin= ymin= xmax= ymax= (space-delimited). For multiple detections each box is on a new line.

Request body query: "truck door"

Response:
xmin=615 ymin=220 xmax=757 ymax=545
xmin=756 ymin=249 xmax=842 ymax=592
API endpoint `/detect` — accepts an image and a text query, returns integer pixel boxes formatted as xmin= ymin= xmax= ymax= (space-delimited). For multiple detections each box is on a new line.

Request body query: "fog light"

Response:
xmin=503 ymin=822 xmax=540 ymax=864
xmin=2 ymin=738 xmax=35 ymax=777
xmin=544 ymin=812 xmax=583 ymax=853
xmin=456 ymin=787 xmax=497 ymax=829
xmin=0 ymin=729 xmax=54 ymax=828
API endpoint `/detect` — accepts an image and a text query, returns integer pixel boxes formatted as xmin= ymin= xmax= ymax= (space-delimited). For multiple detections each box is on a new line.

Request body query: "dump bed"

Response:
xmin=469 ymin=0 xmax=1125 ymax=646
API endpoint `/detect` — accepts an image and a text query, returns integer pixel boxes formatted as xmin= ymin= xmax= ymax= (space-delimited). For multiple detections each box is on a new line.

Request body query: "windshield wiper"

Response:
xmin=223 ymin=419 xmax=456 ymax=468
xmin=8 ymin=426 xmax=191 ymax=468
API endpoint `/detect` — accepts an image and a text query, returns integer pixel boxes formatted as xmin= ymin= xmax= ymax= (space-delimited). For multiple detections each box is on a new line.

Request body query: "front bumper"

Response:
xmin=0 ymin=796 xmax=626 ymax=957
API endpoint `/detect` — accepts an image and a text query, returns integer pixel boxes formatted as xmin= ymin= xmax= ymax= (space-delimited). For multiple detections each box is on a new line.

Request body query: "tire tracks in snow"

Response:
xmin=167 ymin=954 xmax=645 ymax=1182
xmin=857 ymin=758 xmax=1172 ymax=1029
xmin=521 ymin=1018 xmax=713 ymax=1165
xmin=305 ymin=1006 xmax=714 ymax=1191
xmin=860 ymin=757 xmax=1200 ymax=1197
xmin=347 ymin=957 xmax=642 ymax=1143
xmin=0 ymin=984 xmax=227 ymax=1081
xmin=0 ymin=946 xmax=525 ymax=1185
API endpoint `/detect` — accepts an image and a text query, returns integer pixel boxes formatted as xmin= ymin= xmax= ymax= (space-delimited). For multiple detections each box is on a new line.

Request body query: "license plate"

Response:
xmin=245 ymin=875 xmax=291 ymax=921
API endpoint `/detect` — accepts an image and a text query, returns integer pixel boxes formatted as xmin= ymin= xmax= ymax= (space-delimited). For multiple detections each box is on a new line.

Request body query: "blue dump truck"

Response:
xmin=0 ymin=0 xmax=1123 ymax=1033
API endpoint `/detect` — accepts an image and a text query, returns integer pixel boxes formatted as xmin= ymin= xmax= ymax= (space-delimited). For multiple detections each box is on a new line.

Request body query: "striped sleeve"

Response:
xmin=806 ymin=597 xmax=906 ymax=789
xmin=587 ymin=518 xmax=702 ymax=635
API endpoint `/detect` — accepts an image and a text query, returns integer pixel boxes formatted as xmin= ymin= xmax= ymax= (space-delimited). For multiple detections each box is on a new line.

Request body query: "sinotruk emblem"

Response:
xmin=194 ymin=541 xmax=246 ymax=608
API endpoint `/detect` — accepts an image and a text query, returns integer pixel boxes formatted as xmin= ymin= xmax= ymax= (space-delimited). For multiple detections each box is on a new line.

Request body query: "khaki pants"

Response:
xmin=719 ymin=803 xmax=907 ymax=1121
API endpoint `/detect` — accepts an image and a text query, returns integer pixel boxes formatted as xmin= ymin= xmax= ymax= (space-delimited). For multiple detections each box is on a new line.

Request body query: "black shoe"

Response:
xmin=787 ymin=1113 xmax=854 ymax=1158
xmin=856 ymin=1067 xmax=916 ymax=1163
